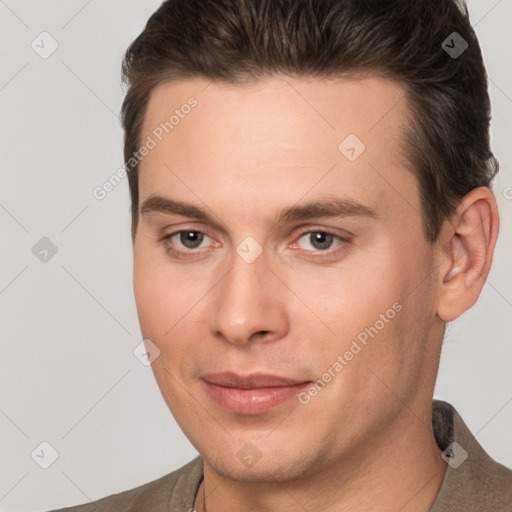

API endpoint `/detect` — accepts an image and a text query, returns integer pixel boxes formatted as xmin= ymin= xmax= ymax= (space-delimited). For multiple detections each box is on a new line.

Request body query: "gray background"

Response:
xmin=0 ymin=1 xmax=511 ymax=511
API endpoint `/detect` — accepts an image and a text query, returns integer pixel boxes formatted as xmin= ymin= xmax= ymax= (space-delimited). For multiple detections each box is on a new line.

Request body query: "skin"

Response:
xmin=132 ymin=75 xmax=499 ymax=511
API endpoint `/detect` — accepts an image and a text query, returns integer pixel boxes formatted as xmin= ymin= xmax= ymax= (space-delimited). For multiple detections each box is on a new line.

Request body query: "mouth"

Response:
xmin=200 ymin=372 xmax=312 ymax=415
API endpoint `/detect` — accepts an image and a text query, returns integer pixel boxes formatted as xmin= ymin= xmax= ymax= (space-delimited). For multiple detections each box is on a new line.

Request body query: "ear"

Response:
xmin=436 ymin=186 xmax=499 ymax=322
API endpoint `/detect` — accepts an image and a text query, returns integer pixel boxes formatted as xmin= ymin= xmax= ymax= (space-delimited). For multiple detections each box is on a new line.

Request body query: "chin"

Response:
xmin=202 ymin=445 xmax=317 ymax=484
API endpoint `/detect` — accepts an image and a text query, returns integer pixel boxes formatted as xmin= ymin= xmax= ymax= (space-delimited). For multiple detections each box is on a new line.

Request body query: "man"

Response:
xmin=50 ymin=0 xmax=512 ymax=510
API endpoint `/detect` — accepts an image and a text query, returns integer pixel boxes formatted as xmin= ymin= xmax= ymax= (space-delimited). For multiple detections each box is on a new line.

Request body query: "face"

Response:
xmin=133 ymin=75 xmax=445 ymax=482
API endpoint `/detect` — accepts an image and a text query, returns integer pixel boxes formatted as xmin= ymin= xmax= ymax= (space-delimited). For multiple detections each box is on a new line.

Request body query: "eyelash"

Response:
xmin=157 ymin=228 xmax=350 ymax=260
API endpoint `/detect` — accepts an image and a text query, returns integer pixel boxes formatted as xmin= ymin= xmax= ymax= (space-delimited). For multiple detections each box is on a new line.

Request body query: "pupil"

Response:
xmin=180 ymin=231 xmax=203 ymax=248
xmin=311 ymin=232 xmax=332 ymax=250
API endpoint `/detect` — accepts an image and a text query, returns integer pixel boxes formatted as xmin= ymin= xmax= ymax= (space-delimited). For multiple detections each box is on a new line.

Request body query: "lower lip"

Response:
xmin=201 ymin=380 xmax=311 ymax=415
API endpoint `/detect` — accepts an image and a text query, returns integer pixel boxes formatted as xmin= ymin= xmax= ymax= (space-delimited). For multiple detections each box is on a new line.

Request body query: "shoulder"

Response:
xmin=431 ymin=400 xmax=512 ymax=511
xmin=46 ymin=456 xmax=203 ymax=512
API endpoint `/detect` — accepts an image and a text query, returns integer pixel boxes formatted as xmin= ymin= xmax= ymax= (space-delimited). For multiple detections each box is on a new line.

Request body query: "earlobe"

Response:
xmin=436 ymin=187 xmax=499 ymax=322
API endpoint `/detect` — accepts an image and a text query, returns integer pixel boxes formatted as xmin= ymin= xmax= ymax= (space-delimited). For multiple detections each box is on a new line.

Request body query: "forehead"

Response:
xmin=138 ymin=74 xmax=419 ymax=227
xmin=142 ymin=74 xmax=408 ymax=150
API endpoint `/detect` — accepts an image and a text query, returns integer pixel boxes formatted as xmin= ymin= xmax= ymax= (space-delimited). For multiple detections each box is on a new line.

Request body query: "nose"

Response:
xmin=209 ymin=249 xmax=289 ymax=347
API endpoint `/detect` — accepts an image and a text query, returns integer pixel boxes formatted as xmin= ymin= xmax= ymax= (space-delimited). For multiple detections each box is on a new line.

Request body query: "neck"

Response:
xmin=196 ymin=407 xmax=447 ymax=512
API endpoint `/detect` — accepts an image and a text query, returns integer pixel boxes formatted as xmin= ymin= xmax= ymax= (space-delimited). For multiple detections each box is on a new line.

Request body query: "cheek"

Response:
xmin=290 ymin=258 xmax=403 ymax=338
xmin=133 ymin=245 xmax=210 ymax=365
xmin=134 ymin=256 xmax=201 ymax=404
xmin=288 ymin=249 xmax=422 ymax=394
xmin=133 ymin=255 xmax=161 ymax=333
xmin=132 ymin=242 xmax=180 ymax=343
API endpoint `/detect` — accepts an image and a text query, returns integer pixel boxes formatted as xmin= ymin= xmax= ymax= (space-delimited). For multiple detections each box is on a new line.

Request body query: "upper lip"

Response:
xmin=201 ymin=372 xmax=310 ymax=389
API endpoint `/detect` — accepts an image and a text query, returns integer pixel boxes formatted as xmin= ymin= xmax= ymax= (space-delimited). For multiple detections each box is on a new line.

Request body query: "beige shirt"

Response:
xmin=49 ymin=400 xmax=512 ymax=511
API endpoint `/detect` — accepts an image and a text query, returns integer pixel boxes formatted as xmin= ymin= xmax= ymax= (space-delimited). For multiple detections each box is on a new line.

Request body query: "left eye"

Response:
xmin=169 ymin=230 xmax=210 ymax=250
xmin=296 ymin=231 xmax=345 ymax=252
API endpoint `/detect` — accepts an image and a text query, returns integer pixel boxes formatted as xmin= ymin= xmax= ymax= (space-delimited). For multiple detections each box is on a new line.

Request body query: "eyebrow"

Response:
xmin=139 ymin=194 xmax=378 ymax=226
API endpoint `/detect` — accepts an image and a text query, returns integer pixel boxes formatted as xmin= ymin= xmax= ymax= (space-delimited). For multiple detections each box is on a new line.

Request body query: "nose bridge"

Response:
xmin=210 ymin=247 xmax=287 ymax=345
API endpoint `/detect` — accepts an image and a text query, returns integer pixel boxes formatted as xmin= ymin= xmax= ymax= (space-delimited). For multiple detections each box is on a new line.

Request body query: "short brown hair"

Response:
xmin=121 ymin=0 xmax=498 ymax=243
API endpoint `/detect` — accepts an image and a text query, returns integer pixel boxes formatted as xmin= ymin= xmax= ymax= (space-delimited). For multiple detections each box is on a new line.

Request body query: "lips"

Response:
xmin=202 ymin=371 xmax=309 ymax=389
xmin=200 ymin=372 xmax=311 ymax=414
